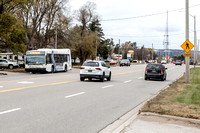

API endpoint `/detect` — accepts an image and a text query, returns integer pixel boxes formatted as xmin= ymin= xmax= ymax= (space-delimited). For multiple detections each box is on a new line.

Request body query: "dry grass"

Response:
xmin=141 ymin=68 xmax=200 ymax=119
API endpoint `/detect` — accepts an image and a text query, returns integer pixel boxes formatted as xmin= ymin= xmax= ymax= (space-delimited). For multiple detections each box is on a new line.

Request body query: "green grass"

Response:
xmin=175 ymin=68 xmax=200 ymax=105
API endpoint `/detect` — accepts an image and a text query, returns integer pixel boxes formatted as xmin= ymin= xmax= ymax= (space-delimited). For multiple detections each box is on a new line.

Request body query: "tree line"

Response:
xmin=0 ymin=0 xmax=157 ymax=64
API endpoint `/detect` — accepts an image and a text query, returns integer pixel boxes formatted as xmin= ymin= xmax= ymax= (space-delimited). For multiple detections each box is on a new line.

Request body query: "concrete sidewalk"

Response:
xmin=121 ymin=112 xmax=200 ymax=133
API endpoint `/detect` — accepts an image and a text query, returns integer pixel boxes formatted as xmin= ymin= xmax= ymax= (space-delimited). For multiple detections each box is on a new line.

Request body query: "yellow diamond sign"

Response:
xmin=181 ymin=40 xmax=194 ymax=53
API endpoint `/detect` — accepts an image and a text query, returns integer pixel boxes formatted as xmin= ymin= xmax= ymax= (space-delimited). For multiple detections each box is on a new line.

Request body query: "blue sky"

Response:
xmin=69 ymin=0 xmax=200 ymax=50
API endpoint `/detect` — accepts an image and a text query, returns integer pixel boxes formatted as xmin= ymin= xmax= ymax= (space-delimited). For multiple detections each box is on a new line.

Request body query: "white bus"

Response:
xmin=25 ymin=49 xmax=72 ymax=73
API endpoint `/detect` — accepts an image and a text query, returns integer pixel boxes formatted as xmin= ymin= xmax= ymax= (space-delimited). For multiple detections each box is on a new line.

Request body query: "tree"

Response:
xmin=0 ymin=12 xmax=26 ymax=53
xmin=69 ymin=26 xmax=96 ymax=64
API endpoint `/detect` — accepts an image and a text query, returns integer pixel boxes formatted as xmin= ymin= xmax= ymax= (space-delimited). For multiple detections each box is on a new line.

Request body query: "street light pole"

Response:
xmin=185 ymin=0 xmax=190 ymax=83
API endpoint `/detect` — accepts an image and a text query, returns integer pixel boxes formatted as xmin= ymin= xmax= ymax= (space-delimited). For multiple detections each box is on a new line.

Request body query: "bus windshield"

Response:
xmin=26 ymin=55 xmax=45 ymax=65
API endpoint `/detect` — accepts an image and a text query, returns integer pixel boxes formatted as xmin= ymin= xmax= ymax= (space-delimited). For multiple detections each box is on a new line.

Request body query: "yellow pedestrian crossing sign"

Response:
xmin=181 ymin=40 xmax=194 ymax=53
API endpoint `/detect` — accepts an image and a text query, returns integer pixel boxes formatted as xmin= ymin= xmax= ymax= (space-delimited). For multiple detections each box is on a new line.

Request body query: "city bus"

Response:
xmin=25 ymin=49 xmax=72 ymax=73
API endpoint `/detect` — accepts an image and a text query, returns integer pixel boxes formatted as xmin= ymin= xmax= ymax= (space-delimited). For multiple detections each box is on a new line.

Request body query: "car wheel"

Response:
xmin=32 ymin=71 xmax=36 ymax=74
xmin=161 ymin=76 xmax=165 ymax=81
xmin=100 ymin=73 xmax=105 ymax=82
xmin=80 ymin=77 xmax=84 ymax=81
xmin=107 ymin=72 xmax=111 ymax=81
xmin=145 ymin=77 xmax=148 ymax=80
xmin=8 ymin=64 xmax=13 ymax=69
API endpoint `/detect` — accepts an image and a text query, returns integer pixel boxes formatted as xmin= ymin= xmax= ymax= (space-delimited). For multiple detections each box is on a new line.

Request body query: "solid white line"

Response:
xmin=137 ymin=77 xmax=143 ymax=79
xmin=102 ymin=85 xmax=113 ymax=89
xmin=0 ymin=108 xmax=21 ymax=115
xmin=65 ymin=92 xmax=85 ymax=98
xmin=124 ymin=80 xmax=132 ymax=83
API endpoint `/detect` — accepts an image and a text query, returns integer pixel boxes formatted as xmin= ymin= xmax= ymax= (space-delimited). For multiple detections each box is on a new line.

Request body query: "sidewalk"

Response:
xmin=121 ymin=112 xmax=200 ymax=133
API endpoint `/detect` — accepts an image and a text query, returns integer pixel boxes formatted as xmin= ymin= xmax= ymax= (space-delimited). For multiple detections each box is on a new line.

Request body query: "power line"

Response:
xmin=101 ymin=3 xmax=200 ymax=21
xmin=105 ymin=30 xmax=200 ymax=38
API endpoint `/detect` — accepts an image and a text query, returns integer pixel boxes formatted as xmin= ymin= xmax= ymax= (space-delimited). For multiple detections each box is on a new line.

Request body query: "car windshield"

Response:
xmin=176 ymin=60 xmax=181 ymax=62
xmin=26 ymin=55 xmax=45 ymax=65
xmin=83 ymin=62 xmax=99 ymax=67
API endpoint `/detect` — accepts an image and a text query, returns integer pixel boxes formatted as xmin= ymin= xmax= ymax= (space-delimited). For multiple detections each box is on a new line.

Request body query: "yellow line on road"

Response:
xmin=0 ymin=80 xmax=78 ymax=93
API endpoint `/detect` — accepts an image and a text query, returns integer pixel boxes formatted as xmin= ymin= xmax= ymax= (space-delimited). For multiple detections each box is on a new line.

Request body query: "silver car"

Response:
xmin=0 ymin=59 xmax=19 ymax=69
xmin=80 ymin=60 xmax=111 ymax=82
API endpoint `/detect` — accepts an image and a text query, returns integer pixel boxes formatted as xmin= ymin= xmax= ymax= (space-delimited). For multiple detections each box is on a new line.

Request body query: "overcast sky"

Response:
xmin=69 ymin=0 xmax=200 ymax=50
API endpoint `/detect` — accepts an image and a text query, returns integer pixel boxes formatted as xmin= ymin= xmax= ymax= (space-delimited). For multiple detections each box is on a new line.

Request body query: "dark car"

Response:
xmin=175 ymin=60 xmax=182 ymax=66
xmin=145 ymin=63 xmax=167 ymax=81
xmin=120 ymin=59 xmax=130 ymax=67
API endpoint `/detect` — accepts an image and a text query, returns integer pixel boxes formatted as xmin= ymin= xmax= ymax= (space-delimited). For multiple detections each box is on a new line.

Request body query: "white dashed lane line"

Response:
xmin=124 ymin=80 xmax=132 ymax=83
xmin=0 ymin=108 xmax=21 ymax=115
xmin=137 ymin=77 xmax=143 ymax=80
xmin=102 ymin=85 xmax=113 ymax=89
xmin=17 ymin=81 xmax=34 ymax=84
xmin=0 ymin=86 xmax=3 ymax=88
xmin=65 ymin=92 xmax=85 ymax=98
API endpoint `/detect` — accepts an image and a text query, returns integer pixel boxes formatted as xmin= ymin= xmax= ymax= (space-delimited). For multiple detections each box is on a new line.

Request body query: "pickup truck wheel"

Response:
xmin=8 ymin=64 xmax=13 ymax=69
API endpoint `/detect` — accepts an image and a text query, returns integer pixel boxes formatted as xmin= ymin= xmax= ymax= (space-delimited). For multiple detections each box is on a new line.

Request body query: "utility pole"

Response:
xmin=118 ymin=39 xmax=120 ymax=62
xmin=194 ymin=15 xmax=197 ymax=69
xmin=185 ymin=0 xmax=190 ymax=83
xmin=55 ymin=24 xmax=57 ymax=49
xmin=152 ymin=43 xmax=154 ymax=60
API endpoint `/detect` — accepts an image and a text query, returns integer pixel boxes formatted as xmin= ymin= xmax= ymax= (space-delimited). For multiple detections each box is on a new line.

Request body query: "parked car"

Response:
xmin=80 ymin=60 xmax=111 ymax=82
xmin=120 ymin=59 xmax=130 ymax=66
xmin=0 ymin=58 xmax=19 ymax=69
xmin=175 ymin=60 xmax=182 ymax=66
xmin=109 ymin=60 xmax=117 ymax=65
xmin=145 ymin=63 xmax=167 ymax=81
xmin=161 ymin=60 xmax=167 ymax=64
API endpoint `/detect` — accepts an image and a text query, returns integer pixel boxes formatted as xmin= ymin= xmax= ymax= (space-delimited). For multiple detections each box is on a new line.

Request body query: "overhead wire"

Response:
xmin=101 ymin=3 xmax=200 ymax=21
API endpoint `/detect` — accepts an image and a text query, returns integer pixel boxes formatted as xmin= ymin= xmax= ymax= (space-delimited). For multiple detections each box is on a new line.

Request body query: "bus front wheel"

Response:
xmin=51 ymin=66 xmax=54 ymax=73
xmin=64 ymin=65 xmax=68 ymax=72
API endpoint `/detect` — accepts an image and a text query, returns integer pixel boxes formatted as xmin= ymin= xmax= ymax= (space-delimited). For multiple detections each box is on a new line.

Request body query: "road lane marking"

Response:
xmin=0 ymin=74 xmax=76 ymax=83
xmin=124 ymin=80 xmax=132 ymax=83
xmin=0 ymin=86 xmax=3 ymax=88
xmin=17 ymin=81 xmax=34 ymax=84
xmin=137 ymin=77 xmax=143 ymax=79
xmin=0 ymin=108 xmax=21 ymax=115
xmin=102 ymin=85 xmax=113 ymax=89
xmin=65 ymin=92 xmax=85 ymax=98
xmin=0 ymin=80 xmax=78 ymax=93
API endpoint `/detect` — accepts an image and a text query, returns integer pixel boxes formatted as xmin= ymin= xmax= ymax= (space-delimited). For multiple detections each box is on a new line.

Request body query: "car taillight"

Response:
xmin=96 ymin=68 xmax=102 ymax=71
xmin=146 ymin=68 xmax=148 ymax=72
xmin=161 ymin=69 xmax=163 ymax=73
xmin=80 ymin=67 xmax=85 ymax=69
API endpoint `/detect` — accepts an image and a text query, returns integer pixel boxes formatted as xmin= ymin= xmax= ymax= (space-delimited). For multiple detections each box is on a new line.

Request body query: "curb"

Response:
xmin=140 ymin=112 xmax=200 ymax=125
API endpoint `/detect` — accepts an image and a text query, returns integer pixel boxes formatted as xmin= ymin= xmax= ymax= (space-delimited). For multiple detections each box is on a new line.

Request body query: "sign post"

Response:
xmin=181 ymin=39 xmax=194 ymax=83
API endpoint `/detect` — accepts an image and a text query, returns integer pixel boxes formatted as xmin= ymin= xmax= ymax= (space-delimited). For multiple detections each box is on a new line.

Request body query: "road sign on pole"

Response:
xmin=181 ymin=40 xmax=194 ymax=53
xmin=183 ymin=53 xmax=192 ymax=56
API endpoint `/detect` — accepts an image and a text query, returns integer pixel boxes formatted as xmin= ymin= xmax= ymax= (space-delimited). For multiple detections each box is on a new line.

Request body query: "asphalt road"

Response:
xmin=0 ymin=64 xmax=185 ymax=133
